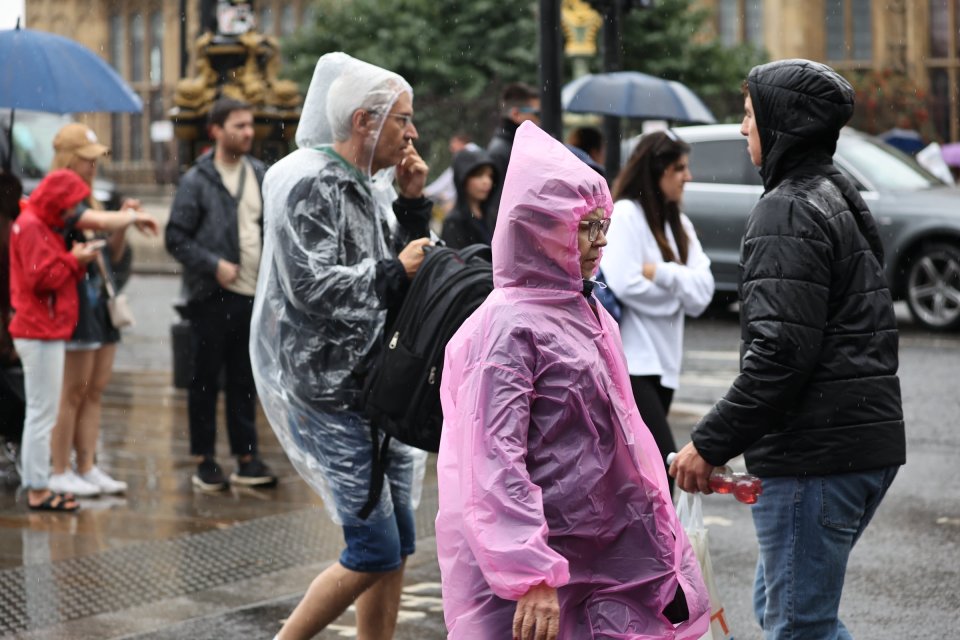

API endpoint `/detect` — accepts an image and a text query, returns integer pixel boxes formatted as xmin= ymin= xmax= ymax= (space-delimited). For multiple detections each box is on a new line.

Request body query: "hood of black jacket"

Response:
xmin=747 ymin=59 xmax=855 ymax=191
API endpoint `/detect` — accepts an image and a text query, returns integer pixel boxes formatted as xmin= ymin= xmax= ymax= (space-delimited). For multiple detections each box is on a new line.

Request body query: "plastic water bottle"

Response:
xmin=666 ymin=453 xmax=763 ymax=504
xmin=709 ymin=466 xmax=762 ymax=504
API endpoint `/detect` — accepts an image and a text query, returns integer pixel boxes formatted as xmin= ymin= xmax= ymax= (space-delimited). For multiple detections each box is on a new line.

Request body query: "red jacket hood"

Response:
xmin=26 ymin=169 xmax=90 ymax=229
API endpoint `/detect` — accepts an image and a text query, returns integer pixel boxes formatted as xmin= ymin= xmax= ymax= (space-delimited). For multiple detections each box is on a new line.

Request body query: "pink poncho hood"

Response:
xmin=436 ymin=122 xmax=710 ymax=638
xmin=490 ymin=123 xmax=609 ymax=291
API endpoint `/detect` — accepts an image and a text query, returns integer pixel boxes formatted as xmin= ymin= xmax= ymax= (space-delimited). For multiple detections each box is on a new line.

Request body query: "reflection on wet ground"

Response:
xmin=0 ymin=366 xmax=440 ymax=638
xmin=0 ymin=370 xmax=326 ymax=568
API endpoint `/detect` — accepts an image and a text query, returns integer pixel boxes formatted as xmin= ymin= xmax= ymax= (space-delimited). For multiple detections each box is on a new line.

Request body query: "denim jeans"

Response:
xmin=289 ymin=407 xmax=420 ymax=571
xmin=13 ymin=339 xmax=65 ymax=490
xmin=751 ymin=467 xmax=899 ymax=639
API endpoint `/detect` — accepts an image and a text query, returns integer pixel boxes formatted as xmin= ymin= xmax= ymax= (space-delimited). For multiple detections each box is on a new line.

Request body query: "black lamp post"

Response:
xmin=585 ymin=0 xmax=653 ymax=178
xmin=599 ymin=0 xmax=623 ymax=179
xmin=539 ymin=0 xmax=564 ymax=139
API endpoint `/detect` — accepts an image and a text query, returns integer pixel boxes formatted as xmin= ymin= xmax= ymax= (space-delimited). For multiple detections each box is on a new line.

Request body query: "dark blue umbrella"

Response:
xmin=878 ymin=128 xmax=925 ymax=156
xmin=0 ymin=21 xmax=142 ymax=170
xmin=0 ymin=22 xmax=142 ymax=113
xmin=562 ymin=71 xmax=716 ymax=124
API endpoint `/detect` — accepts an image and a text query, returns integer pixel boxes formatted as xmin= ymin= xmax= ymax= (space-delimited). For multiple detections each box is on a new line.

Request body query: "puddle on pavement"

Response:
xmin=0 ymin=369 xmax=327 ymax=568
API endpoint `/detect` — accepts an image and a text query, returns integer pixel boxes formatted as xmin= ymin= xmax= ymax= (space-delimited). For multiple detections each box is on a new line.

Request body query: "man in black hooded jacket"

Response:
xmin=485 ymin=82 xmax=540 ymax=231
xmin=670 ymin=59 xmax=905 ymax=639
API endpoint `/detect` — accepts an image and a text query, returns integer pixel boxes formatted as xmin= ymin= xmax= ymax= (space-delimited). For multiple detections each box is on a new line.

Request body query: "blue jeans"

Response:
xmin=751 ymin=468 xmax=898 ymax=640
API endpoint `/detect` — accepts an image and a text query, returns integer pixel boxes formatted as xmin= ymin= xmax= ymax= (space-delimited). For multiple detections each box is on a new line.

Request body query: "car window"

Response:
xmin=837 ymin=135 xmax=940 ymax=190
xmin=834 ymin=164 xmax=866 ymax=191
xmin=13 ymin=113 xmax=69 ymax=179
xmin=0 ymin=111 xmax=71 ymax=180
xmin=687 ymin=139 xmax=762 ymax=187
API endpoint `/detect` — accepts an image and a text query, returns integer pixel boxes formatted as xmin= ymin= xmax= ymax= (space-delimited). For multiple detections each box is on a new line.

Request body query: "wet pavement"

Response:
xmin=1 ymin=269 xmax=956 ymax=638
xmin=0 ymin=274 xmax=447 ymax=639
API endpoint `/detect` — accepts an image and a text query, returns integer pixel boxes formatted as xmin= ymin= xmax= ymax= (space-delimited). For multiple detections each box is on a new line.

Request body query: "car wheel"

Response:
xmin=905 ymin=242 xmax=960 ymax=331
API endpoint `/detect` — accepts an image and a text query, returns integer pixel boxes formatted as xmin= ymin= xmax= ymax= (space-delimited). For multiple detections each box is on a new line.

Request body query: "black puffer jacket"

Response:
xmin=440 ymin=149 xmax=496 ymax=249
xmin=692 ymin=59 xmax=905 ymax=476
xmin=165 ymin=151 xmax=267 ymax=302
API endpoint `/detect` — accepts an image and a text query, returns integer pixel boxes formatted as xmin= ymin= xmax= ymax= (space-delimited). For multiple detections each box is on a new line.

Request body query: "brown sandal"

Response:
xmin=28 ymin=492 xmax=80 ymax=512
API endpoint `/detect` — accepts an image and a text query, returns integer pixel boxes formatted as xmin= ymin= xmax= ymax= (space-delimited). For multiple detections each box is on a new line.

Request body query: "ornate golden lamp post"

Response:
xmin=561 ymin=0 xmax=603 ymax=79
xmin=171 ymin=0 xmax=302 ymax=171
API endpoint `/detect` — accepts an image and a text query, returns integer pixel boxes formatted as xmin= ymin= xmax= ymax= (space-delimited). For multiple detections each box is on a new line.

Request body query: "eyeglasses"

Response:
xmin=579 ymin=218 xmax=611 ymax=243
xmin=518 ymin=106 xmax=541 ymax=117
xmin=384 ymin=112 xmax=415 ymax=128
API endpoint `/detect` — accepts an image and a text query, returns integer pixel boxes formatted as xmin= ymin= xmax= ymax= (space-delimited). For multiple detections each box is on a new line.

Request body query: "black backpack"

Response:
xmin=357 ymin=243 xmax=493 ymax=519
xmin=363 ymin=243 xmax=494 ymax=452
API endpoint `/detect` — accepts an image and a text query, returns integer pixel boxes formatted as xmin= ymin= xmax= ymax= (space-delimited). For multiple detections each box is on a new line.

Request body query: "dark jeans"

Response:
xmin=188 ymin=289 xmax=257 ymax=459
xmin=630 ymin=375 xmax=676 ymax=490
xmin=752 ymin=467 xmax=898 ymax=639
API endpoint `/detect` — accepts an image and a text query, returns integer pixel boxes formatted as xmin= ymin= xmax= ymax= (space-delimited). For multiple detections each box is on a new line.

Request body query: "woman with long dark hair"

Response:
xmin=602 ymin=130 xmax=715 ymax=486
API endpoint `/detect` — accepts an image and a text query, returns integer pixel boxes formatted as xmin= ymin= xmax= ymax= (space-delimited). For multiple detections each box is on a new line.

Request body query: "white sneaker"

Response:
xmin=78 ymin=466 xmax=128 ymax=495
xmin=48 ymin=471 xmax=101 ymax=497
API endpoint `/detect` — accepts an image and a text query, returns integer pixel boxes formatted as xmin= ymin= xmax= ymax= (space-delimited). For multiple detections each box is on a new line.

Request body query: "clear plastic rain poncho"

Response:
xmin=250 ymin=52 xmax=427 ymax=524
xmin=435 ymin=122 xmax=710 ymax=638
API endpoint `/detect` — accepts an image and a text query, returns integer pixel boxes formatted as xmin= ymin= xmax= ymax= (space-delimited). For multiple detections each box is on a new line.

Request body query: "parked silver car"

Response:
xmin=0 ymin=110 xmax=121 ymax=210
xmin=632 ymin=124 xmax=960 ymax=331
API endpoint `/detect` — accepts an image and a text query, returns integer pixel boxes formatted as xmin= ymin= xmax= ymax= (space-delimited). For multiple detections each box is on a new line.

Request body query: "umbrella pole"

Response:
xmin=3 ymin=109 xmax=13 ymax=174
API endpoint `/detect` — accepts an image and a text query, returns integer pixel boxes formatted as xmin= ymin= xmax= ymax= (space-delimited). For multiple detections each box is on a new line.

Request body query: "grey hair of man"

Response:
xmin=294 ymin=52 xmax=412 ymax=152
xmin=326 ymin=75 xmax=410 ymax=143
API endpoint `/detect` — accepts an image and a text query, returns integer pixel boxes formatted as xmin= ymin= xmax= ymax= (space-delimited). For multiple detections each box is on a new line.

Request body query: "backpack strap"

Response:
xmin=231 ymin=157 xmax=248 ymax=202
xmin=357 ymin=422 xmax=391 ymax=520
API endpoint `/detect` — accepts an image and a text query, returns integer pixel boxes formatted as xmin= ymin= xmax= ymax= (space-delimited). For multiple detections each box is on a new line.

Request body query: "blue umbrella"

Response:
xmin=562 ymin=71 xmax=716 ymax=124
xmin=0 ymin=22 xmax=142 ymax=113
xmin=878 ymin=128 xmax=925 ymax=156
xmin=0 ymin=21 xmax=142 ymax=170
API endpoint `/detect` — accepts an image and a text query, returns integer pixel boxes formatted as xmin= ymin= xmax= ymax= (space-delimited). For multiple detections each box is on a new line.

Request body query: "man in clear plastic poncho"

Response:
xmin=436 ymin=122 xmax=711 ymax=639
xmin=250 ymin=53 xmax=432 ymax=640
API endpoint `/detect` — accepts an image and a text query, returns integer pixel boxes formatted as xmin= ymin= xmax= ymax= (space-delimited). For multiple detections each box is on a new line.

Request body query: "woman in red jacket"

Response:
xmin=48 ymin=123 xmax=158 ymax=498
xmin=8 ymin=169 xmax=101 ymax=511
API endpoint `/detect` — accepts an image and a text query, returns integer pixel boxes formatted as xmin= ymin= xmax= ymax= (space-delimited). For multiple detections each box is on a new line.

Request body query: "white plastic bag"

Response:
xmin=676 ymin=491 xmax=735 ymax=640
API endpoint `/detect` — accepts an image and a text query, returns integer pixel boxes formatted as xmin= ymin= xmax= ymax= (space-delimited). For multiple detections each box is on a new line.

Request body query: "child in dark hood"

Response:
xmin=440 ymin=148 xmax=497 ymax=249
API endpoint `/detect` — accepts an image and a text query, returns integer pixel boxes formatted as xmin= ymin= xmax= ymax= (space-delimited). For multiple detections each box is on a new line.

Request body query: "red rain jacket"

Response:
xmin=8 ymin=170 xmax=90 ymax=340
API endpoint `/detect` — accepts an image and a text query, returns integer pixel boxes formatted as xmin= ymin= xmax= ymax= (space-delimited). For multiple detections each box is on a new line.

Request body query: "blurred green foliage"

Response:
xmin=282 ymin=0 xmax=539 ymax=172
xmin=281 ymin=0 xmax=764 ymax=172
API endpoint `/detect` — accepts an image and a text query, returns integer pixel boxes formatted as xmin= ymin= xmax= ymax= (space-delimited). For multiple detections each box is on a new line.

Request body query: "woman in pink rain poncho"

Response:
xmin=436 ymin=122 xmax=710 ymax=639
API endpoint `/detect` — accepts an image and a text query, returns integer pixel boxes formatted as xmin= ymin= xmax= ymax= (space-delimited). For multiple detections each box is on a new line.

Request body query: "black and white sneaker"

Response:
xmin=192 ymin=458 xmax=229 ymax=491
xmin=230 ymin=458 xmax=278 ymax=488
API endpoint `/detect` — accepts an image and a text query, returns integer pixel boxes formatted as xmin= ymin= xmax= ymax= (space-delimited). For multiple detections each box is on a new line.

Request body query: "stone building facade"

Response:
xmin=24 ymin=0 xmax=314 ymax=188
xmin=24 ymin=0 xmax=958 ymax=188
xmin=700 ymin=0 xmax=958 ymax=141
